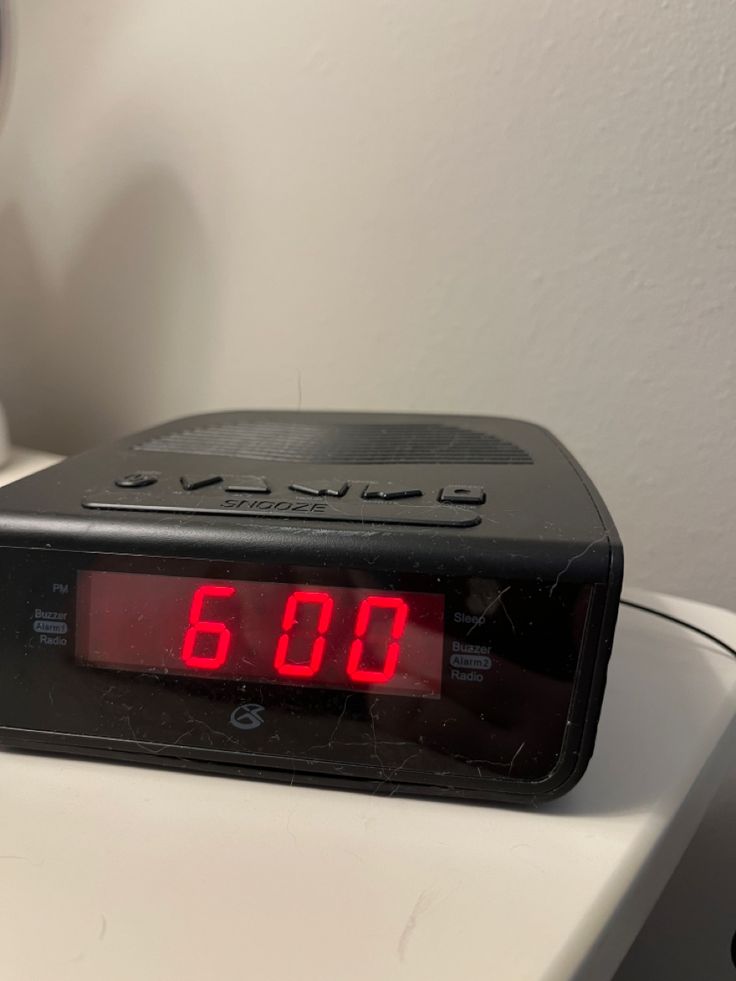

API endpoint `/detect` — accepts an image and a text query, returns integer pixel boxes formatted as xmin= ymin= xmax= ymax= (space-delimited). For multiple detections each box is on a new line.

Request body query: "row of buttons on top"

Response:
xmin=114 ymin=472 xmax=486 ymax=505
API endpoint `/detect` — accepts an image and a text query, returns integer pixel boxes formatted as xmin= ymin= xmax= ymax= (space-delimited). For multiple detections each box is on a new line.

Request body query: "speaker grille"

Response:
xmin=136 ymin=421 xmax=533 ymax=465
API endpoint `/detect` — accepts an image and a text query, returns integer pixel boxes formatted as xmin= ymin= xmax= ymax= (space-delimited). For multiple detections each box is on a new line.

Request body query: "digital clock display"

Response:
xmin=76 ymin=571 xmax=446 ymax=697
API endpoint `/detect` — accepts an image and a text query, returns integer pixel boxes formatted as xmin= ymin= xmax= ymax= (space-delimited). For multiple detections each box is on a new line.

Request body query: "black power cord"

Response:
xmin=621 ymin=599 xmax=736 ymax=659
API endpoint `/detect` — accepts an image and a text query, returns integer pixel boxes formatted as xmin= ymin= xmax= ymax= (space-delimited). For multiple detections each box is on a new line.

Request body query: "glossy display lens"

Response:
xmin=76 ymin=571 xmax=445 ymax=697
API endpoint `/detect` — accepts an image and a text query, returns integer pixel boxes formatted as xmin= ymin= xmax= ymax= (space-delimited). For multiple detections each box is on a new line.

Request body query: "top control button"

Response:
xmin=289 ymin=481 xmax=349 ymax=498
xmin=83 ymin=493 xmax=481 ymax=528
xmin=362 ymin=483 xmax=423 ymax=501
xmin=114 ymin=472 xmax=159 ymax=489
xmin=180 ymin=475 xmax=222 ymax=491
xmin=439 ymin=485 xmax=486 ymax=505
xmin=224 ymin=476 xmax=269 ymax=494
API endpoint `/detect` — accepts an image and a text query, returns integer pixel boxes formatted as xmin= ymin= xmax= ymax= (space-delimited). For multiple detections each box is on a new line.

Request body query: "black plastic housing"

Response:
xmin=0 ymin=411 xmax=622 ymax=804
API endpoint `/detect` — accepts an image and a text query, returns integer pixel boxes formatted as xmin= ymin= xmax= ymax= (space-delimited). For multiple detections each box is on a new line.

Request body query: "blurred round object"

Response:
xmin=0 ymin=402 xmax=8 ymax=468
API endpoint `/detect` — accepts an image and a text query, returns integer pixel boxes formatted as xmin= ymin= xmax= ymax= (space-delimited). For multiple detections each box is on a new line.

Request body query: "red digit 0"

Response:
xmin=274 ymin=591 xmax=334 ymax=678
xmin=181 ymin=584 xmax=236 ymax=670
xmin=346 ymin=596 xmax=409 ymax=684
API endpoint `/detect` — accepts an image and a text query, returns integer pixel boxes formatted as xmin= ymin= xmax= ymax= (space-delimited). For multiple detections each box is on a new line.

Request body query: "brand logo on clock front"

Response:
xmin=230 ymin=703 xmax=267 ymax=731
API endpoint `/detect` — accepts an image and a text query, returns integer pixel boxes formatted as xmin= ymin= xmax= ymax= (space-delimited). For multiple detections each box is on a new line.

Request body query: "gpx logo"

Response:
xmin=229 ymin=704 xmax=266 ymax=731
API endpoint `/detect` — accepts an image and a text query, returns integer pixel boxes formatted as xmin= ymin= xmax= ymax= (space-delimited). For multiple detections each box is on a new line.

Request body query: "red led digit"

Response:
xmin=274 ymin=590 xmax=334 ymax=678
xmin=346 ymin=596 xmax=409 ymax=684
xmin=181 ymin=584 xmax=236 ymax=670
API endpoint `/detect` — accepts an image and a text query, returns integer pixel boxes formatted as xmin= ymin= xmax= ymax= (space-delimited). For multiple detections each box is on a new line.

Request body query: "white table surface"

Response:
xmin=1 ymin=451 xmax=735 ymax=981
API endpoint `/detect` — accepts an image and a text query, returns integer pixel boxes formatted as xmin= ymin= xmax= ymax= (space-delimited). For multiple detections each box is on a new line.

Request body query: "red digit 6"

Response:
xmin=346 ymin=596 xmax=409 ymax=684
xmin=181 ymin=584 xmax=236 ymax=670
xmin=274 ymin=591 xmax=334 ymax=678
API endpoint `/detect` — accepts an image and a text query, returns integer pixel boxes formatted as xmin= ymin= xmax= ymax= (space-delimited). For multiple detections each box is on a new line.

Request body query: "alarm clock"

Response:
xmin=0 ymin=411 xmax=622 ymax=804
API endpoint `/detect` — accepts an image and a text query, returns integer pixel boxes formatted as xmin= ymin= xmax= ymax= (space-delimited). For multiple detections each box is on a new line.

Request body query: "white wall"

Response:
xmin=0 ymin=1 xmax=734 ymax=607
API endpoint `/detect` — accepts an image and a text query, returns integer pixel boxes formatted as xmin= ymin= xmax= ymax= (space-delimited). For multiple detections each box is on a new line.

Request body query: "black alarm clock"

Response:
xmin=0 ymin=411 xmax=622 ymax=804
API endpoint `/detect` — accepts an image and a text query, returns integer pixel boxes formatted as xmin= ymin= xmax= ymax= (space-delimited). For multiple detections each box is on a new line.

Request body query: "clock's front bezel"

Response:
xmin=0 ymin=545 xmax=609 ymax=800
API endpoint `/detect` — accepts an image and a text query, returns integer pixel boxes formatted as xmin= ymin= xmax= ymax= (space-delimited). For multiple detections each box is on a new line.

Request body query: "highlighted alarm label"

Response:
xmin=33 ymin=619 xmax=68 ymax=635
xmin=450 ymin=653 xmax=491 ymax=670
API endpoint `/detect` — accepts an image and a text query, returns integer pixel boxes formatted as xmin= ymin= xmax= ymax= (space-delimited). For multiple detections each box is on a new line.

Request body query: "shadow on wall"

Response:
xmin=0 ymin=171 xmax=217 ymax=454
